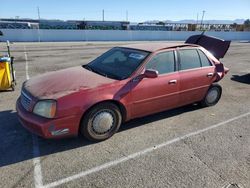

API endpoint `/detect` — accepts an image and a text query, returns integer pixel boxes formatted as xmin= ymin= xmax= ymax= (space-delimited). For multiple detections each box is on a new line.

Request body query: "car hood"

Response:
xmin=23 ymin=66 xmax=115 ymax=99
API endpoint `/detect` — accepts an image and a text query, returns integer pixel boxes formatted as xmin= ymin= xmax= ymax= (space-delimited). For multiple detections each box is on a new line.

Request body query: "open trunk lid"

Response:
xmin=185 ymin=34 xmax=231 ymax=59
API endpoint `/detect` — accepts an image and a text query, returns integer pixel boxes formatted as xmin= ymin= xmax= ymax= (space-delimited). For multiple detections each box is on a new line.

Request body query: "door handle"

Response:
xmin=169 ymin=80 xmax=177 ymax=84
xmin=207 ymin=73 xmax=214 ymax=77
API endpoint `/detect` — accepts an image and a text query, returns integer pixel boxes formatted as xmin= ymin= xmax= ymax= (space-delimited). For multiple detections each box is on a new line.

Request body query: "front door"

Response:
xmin=130 ymin=50 xmax=180 ymax=118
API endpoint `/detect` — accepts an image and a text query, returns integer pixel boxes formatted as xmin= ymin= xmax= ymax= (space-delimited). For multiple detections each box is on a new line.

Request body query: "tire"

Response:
xmin=80 ymin=102 xmax=122 ymax=141
xmin=201 ymin=84 xmax=222 ymax=107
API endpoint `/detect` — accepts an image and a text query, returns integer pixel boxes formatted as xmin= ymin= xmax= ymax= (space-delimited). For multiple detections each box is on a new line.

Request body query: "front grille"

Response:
xmin=21 ymin=90 xmax=32 ymax=111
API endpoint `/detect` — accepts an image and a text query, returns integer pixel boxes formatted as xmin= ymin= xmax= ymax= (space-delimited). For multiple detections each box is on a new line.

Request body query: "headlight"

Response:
xmin=33 ymin=100 xmax=57 ymax=118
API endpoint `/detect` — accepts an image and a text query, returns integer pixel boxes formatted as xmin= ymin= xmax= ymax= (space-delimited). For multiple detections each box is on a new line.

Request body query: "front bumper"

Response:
xmin=16 ymin=98 xmax=80 ymax=139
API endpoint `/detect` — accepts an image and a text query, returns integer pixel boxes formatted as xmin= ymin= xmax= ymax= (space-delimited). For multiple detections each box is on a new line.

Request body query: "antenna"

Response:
xmin=126 ymin=10 xmax=128 ymax=22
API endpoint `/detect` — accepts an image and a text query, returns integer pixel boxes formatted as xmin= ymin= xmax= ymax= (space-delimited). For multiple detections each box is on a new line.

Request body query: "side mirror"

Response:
xmin=143 ymin=69 xmax=158 ymax=78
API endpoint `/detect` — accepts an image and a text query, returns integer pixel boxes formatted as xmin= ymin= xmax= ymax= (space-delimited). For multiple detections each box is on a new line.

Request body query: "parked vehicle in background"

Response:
xmin=16 ymin=35 xmax=230 ymax=141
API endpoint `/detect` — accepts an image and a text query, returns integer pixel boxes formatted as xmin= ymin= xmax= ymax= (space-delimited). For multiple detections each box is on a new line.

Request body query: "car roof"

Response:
xmin=121 ymin=42 xmax=199 ymax=52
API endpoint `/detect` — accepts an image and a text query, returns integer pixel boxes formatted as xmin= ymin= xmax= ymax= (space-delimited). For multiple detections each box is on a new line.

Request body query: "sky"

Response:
xmin=1 ymin=0 xmax=250 ymax=22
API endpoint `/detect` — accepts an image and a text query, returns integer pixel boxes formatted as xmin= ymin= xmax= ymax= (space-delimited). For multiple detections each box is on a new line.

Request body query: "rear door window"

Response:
xmin=179 ymin=49 xmax=201 ymax=70
xmin=146 ymin=51 xmax=175 ymax=75
xmin=197 ymin=50 xmax=212 ymax=67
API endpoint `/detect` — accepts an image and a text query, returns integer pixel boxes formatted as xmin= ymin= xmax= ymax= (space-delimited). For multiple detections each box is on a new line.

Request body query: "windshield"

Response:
xmin=84 ymin=47 xmax=149 ymax=80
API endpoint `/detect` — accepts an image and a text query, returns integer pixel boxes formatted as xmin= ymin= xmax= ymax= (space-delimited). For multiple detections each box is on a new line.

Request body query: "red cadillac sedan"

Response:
xmin=16 ymin=35 xmax=230 ymax=141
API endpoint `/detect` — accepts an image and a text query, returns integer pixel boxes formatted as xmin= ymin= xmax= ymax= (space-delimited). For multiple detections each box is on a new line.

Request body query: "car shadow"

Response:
xmin=0 ymin=103 xmax=201 ymax=167
xmin=231 ymin=74 xmax=250 ymax=84
xmin=120 ymin=104 xmax=200 ymax=131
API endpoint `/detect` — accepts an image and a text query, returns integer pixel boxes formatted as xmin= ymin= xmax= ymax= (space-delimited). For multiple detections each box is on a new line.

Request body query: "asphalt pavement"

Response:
xmin=0 ymin=41 xmax=249 ymax=188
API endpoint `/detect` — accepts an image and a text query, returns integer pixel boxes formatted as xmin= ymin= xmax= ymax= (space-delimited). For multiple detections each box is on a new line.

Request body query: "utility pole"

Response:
xmin=200 ymin=10 xmax=205 ymax=30
xmin=196 ymin=13 xmax=199 ymax=31
xmin=14 ymin=16 xmax=19 ymax=24
xmin=37 ymin=7 xmax=41 ymax=20
xmin=37 ymin=6 xmax=41 ymax=42
xmin=102 ymin=9 xmax=105 ymax=22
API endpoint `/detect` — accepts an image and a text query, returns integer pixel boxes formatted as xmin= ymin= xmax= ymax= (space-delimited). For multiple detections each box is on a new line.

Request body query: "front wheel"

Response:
xmin=201 ymin=84 xmax=222 ymax=107
xmin=80 ymin=102 xmax=122 ymax=141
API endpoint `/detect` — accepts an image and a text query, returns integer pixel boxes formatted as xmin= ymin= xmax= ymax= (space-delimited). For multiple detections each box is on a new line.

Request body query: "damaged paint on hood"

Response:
xmin=24 ymin=66 xmax=115 ymax=99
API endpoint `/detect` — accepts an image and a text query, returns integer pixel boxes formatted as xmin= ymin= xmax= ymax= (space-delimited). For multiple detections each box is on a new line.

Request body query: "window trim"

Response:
xmin=197 ymin=49 xmax=212 ymax=67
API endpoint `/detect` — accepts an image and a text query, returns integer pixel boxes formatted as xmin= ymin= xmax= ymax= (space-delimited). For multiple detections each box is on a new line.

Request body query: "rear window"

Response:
xmin=179 ymin=49 xmax=201 ymax=70
xmin=197 ymin=50 xmax=212 ymax=67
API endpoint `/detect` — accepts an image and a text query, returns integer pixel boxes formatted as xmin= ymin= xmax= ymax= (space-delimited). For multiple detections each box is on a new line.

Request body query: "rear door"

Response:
xmin=177 ymin=48 xmax=216 ymax=105
xmin=130 ymin=50 xmax=180 ymax=118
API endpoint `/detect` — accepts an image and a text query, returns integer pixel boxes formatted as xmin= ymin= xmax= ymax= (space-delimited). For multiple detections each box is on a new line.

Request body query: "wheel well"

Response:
xmin=106 ymin=100 xmax=127 ymax=122
xmin=80 ymin=100 xmax=127 ymax=126
xmin=210 ymin=83 xmax=222 ymax=91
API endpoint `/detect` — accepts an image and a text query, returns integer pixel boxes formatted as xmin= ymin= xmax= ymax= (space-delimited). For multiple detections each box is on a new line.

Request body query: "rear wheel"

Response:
xmin=80 ymin=102 xmax=122 ymax=141
xmin=201 ymin=84 xmax=222 ymax=107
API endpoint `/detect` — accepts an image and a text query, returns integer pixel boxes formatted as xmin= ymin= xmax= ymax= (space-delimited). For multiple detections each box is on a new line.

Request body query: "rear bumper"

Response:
xmin=16 ymin=98 xmax=80 ymax=139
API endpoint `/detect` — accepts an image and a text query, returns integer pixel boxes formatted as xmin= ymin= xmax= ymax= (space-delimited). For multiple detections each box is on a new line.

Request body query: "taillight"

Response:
xmin=224 ymin=67 xmax=229 ymax=74
xmin=215 ymin=63 xmax=229 ymax=81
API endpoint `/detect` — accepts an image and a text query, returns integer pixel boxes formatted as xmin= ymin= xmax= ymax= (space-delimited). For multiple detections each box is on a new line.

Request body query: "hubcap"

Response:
xmin=92 ymin=111 xmax=114 ymax=134
xmin=206 ymin=89 xmax=219 ymax=104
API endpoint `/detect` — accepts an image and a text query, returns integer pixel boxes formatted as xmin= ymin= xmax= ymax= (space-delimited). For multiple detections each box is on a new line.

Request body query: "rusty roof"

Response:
xmin=121 ymin=42 xmax=197 ymax=52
